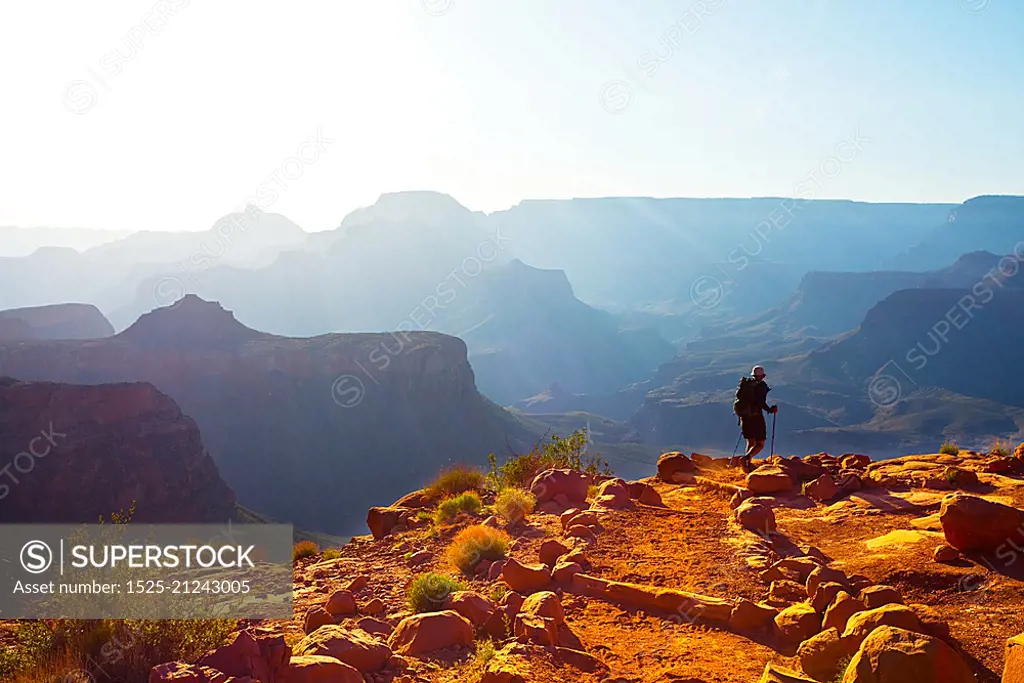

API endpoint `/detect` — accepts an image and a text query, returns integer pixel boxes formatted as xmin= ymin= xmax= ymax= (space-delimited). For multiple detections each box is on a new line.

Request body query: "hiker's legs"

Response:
xmin=742 ymin=439 xmax=765 ymax=471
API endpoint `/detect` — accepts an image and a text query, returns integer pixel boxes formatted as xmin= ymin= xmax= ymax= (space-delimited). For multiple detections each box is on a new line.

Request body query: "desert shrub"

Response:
xmin=490 ymin=584 xmax=509 ymax=603
xmin=828 ymin=656 xmax=853 ymax=683
xmin=6 ymin=619 xmax=234 ymax=683
xmin=435 ymin=492 xmax=483 ymax=525
xmin=426 ymin=465 xmax=487 ymax=500
xmin=435 ymin=639 xmax=497 ymax=683
xmin=407 ymin=572 xmax=468 ymax=613
xmin=292 ymin=540 xmax=319 ymax=562
xmin=990 ymin=439 xmax=1012 ymax=457
xmin=488 ymin=429 xmax=611 ymax=490
xmin=940 ymin=441 xmax=960 ymax=455
xmin=445 ymin=525 xmax=511 ymax=575
xmin=494 ymin=488 xmax=536 ymax=523
xmin=321 ymin=548 xmax=343 ymax=561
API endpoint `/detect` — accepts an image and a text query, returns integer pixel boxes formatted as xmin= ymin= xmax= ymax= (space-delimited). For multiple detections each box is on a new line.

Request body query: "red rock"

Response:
xmin=690 ymin=452 xmax=714 ymax=468
xmin=939 ymin=492 xmax=1024 ymax=552
xmin=303 ymin=607 xmax=335 ymax=634
xmin=734 ymin=500 xmax=776 ymax=533
xmin=774 ymin=603 xmax=821 ymax=646
xmin=811 ymin=582 xmax=846 ymax=615
xmin=539 ymin=539 xmax=570 ymax=567
xmin=501 ymin=558 xmax=552 ymax=593
xmin=804 ymin=473 xmax=840 ymax=503
xmin=530 ymin=469 xmax=590 ymax=505
xmin=407 ymin=550 xmax=433 ymax=566
xmin=148 ymin=662 xmax=238 ymax=683
xmin=345 ymin=576 xmax=369 ymax=592
xmin=841 ymin=454 xmax=871 ymax=469
xmin=729 ymin=599 xmax=777 ymax=632
xmin=1004 ymin=633 xmax=1024 ymax=683
xmin=984 ymin=456 xmax=1014 ymax=473
xmin=354 ymin=617 xmax=392 ymax=637
xmin=806 ymin=565 xmax=849 ymax=599
xmin=562 ymin=510 xmax=599 ymax=529
xmin=442 ymin=591 xmax=495 ymax=627
xmin=325 ymin=590 xmax=357 ymax=617
xmin=798 ymin=628 xmax=851 ymax=681
xmin=591 ymin=477 xmax=633 ymax=509
xmin=284 ymin=655 xmax=362 ymax=683
xmin=294 ymin=625 xmax=391 ymax=672
xmin=196 ymin=629 xmax=291 ymax=683
xmin=657 ymin=451 xmax=696 ymax=482
xmin=366 ymin=506 xmax=412 ymax=540
xmin=387 ymin=610 xmax=474 ymax=655
xmin=565 ymin=525 xmax=598 ymax=544
xmin=514 ymin=592 xmax=567 ymax=647
xmin=730 ymin=488 xmax=753 ymax=509
xmin=392 ymin=490 xmax=431 ymax=509
xmin=842 ymin=604 xmax=925 ymax=649
xmin=822 ymin=592 xmax=864 ymax=633
xmin=0 ymin=380 xmax=236 ymax=524
xmin=488 ymin=560 xmax=504 ymax=581
xmin=909 ymin=603 xmax=951 ymax=642
xmin=860 ymin=585 xmax=902 ymax=610
xmin=846 ymin=626 xmax=974 ymax=682
xmin=746 ymin=465 xmax=795 ymax=495
xmin=559 ymin=508 xmax=583 ymax=528
xmin=552 ymin=561 xmax=582 ymax=583
xmin=634 ymin=483 xmax=665 ymax=507
xmin=361 ymin=598 xmax=385 ymax=616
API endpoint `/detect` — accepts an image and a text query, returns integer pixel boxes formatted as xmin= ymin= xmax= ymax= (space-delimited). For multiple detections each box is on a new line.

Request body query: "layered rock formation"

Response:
xmin=0 ymin=303 xmax=114 ymax=340
xmin=0 ymin=377 xmax=235 ymax=523
xmin=0 ymin=296 xmax=537 ymax=534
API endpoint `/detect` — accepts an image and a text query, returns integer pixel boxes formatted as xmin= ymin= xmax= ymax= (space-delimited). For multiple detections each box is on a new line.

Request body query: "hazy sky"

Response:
xmin=2 ymin=0 xmax=1022 ymax=232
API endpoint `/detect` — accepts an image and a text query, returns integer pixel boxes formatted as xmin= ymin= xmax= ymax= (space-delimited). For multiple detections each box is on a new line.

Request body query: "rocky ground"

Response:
xmin=35 ymin=446 xmax=1024 ymax=682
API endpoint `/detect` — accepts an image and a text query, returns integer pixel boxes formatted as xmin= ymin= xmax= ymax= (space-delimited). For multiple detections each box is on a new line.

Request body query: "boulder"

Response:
xmin=797 ymin=628 xmax=851 ymax=681
xmin=730 ymin=599 xmax=778 ymax=632
xmin=774 ymin=456 xmax=826 ymax=481
xmin=513 ymin=591 xmax=567 ymax=647
xmin=387 ymin=610 xmax=474 ymax=656
xmin=552 ymin=561 xmax=583 ymax=583
xmin=366 ymin=506 xmax=411 ymax=540
xmin=565 ymin=525 xmax=598 ymax=544
xmin=531 ymin=469 xmax=590 ymax=505
xmin=501 ymin=558 xmax=553 ymax=593
xmin=804 ymin=474 xmax=840 ymax=503
xmin=842 ymin=454 xmax=871 ymax=469
xmin=746 ymin=465 xmax=796 ymax=495
xmin=984 ymin=456 xmax=1015 ymax=473
xmin=730 ymin=488 xmax=754 ymax=509
xmin=758 ymin=663 xmax=817 ymax=682
xmin=407 ymin=550 xmax=433 ymax=566
xmin=539 ymin=539 xmax=570 ymax=567
xmin=561 ymin=509 xmax=599 ymax=530
xmin=354 ymin=618 xmax=393 ymax=638
xmin=762 ymin=557 xmax=822 ymax=585
xmin=1005 ymin=633 xmax=1024 ymax=683
xmin=933 ymin=544 xmax=959 ymax=563
xmin=393 ymin=489 xmax=432 ymax=509
xmin=303 ymin=607 xmax=335 ymax=634
xmin=860 ymin=586 xmax=902 ymax=610
xmin=294 ymin=626 xmax=391 ymax=672
xmin=806 ymin=566 xmax=849 ymax=599
xmin=345 ymin=576 xmax=368 ymax=593
xmin=938 ymin=492 xmax=1024 ymax=552
xmin=735 ymin=500 xmax=777 ymax=533
xmin=591 ymin=477 xmax=633 ymax=509
xmin=626 ymin=481 xmax=665 ymax=506
xmin=768 ymin=579 xmax=808 ymax=606
xmin=442 ymin=591 xmax=495 ymax=627
xmin=325 ymin=590 xmax=357 ymax=617
xmin=657 ymin=451 xmax=696 ymax=483
xmin=844 ymin=625 xmax=974 ymax=682
xmin=822 ymin=592 xmax=865 ymax=633
xmin=909 ymin=603 xmax=951 ymax=642
xmin=774 ymin=603 xmax=821 ymax=646
xmin=842 ymin=604 xmax=924 ymax=649
xmin=284 ymin=655 xmax=362 ymax=683
xmin=361 ymin=598 xmax=385 ymax=616
xmin=811 ymin=582 xmax=846 ymax=615
xmin=196 ymin=629 xmax=291 ymax=683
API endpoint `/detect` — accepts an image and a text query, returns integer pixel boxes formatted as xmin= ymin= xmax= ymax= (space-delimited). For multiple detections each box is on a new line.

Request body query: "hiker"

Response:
xmin=732 ymin=365 xmax=778 ymax=473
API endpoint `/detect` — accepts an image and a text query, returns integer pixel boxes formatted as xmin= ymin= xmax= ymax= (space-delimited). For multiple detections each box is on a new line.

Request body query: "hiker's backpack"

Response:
xmin=733 ymin=377 xmax=760 ymax=417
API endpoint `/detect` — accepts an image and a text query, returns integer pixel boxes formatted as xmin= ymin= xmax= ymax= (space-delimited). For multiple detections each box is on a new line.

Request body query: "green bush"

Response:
xmin=494 ymin=488 xmax=536 ymax=523
xmin=408 ymin=573 xmax=468 ymax=613
xmin=990 ymin=439 xmax=1012 ymax=457
xmin=940 ymin=441 xmax=960 ymax=456
xmin=292 ymin=540 xmax=319 ymax=562
xmin=322 ymin=548 xmax=343 ymax=561
xmin=426 ymin=466 xmax=487 ymax=500
xmin=435 ymin=491 xmax=483 ymax=524
xmin=488 ymin=429 xmax=611 ymax=490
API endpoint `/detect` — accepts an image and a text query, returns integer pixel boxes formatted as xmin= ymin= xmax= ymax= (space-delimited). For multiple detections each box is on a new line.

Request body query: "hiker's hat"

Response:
xmin=751 ymin=365 xmax=766 ymax=378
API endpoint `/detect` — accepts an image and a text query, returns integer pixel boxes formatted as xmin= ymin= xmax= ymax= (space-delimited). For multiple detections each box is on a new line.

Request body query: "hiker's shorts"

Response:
xmin=741 ymin=413 xmax=767 ymax=441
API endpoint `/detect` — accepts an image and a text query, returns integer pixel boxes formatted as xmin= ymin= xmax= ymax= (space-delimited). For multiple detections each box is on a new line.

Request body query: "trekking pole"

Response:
xmin=770 ymin=410 xmax=777 ymax=457
xmin=732 ymin=431 xmax=743 ymax=459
